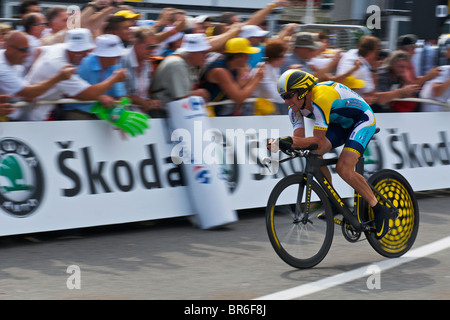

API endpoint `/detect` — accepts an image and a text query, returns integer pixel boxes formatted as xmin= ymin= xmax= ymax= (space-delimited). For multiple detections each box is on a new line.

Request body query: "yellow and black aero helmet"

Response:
xmin=277 ymin=69 xmax=318 ymax=100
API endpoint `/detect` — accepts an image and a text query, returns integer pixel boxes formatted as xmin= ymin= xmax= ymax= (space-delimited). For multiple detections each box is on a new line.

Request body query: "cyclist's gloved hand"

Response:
xmin=277 ymin=136 xmax=293 ymax=152
xmin=90 ymin=97 xmax=151 ymax=137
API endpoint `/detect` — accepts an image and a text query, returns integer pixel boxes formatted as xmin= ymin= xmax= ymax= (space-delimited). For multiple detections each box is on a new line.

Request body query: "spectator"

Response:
xmin=239 ymin=25 xmax=269 ymax=68
xmin=252 ymin=38 xmax=288 ymax=115
xmin=22 ymin=12 xmax=48 ymax=73
xmin=218 ymin=12 xmax=241 ymax=26
xmin=121 ymin=26 xmax=161 ymax=114
xmin=103 ymin=15 xmax=135 ymax=48
xmin=0 ymin=95 xmax=17 ymax=119
xmin=392 ymin=34 xmax=440 ymax=112
xmin=62 ymin=34 xmax=126 ymax=120
xmin=23 ymin=12 xmax=47 ymax=40
xmin=14 ymin=0 xmax=42 ymax=31
xmin=336 ymin=35 xmax=381 ymax=104
xmin=40 ymin=5 xmax=69 ymax=45
xmin=396 ymin=34 xmax=437 ymax=84
xmin=113 ymin=9 xmax=141 ymax=26
xmin=218 ymin=0 xmax=289 ymax=29
xmin=280 ymin=32 xmax=322 ymax=75
xmin=0 ymin=30 xmax=75 ymax=121
xmin=194 ymin=15 xmax=213 ymax=34
xmin=308 ymin=31 xmax=344 ymax=74
xmin=156 ymin=26 xmax=184 ymax=57
xmin=373 ymin=50 xmax=420 ymax=112
xmin=18 ymin=0 xmax=42 ymax=18
xmin=152 ymin=7 xmax=176 ymax=32
xmin=420 ymin=39 xmax=450 ymax=112
xmin=23 ymin=28 xmax=127 ymax=121
xmin=0 ymin=23 xmax=12 ymax=49
xmin=150 ymin=33 xmax=212 ymax=117
xmin=199 ymin=37 xmax=265 ymax=116
xmin=81 ymin=1 xmax=123 ymax=38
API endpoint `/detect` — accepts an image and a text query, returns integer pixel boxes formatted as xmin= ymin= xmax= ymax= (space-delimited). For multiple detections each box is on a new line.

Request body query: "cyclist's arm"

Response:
xmin=291 ymin=128 xmax=325 ymax=153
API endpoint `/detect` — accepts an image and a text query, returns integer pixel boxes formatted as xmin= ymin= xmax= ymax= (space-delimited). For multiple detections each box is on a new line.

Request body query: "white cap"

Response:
xmin=239 ymin=25 xmax=269 ymax=39
xmin=180 ymin=33 xmax=212 ymax=52
xmin=65 ymin=28 xmax=95 ymax=52
xmin=93 ymin=34 xmax=124 ymax=57
xmin=163 ymin=26 xmax=184 ymax=44
xmin=195 ymin=15 xmax=210 ymax=23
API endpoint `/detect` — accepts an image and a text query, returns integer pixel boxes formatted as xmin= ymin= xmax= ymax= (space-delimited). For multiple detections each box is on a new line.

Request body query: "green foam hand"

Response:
xmin=90 ymin=97 xmax=150 ymax=137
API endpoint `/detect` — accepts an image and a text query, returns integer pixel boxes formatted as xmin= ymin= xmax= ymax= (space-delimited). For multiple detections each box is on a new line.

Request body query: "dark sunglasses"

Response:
xmin=281 ymin=91 xmax=296 ymax=100
xmin=34 ymin=22 xmax=49 ymax=27
xmin=147 ymin=44 xmax=158 ymax=50
xmin=12 ymin=46 xmax=30 ymax=53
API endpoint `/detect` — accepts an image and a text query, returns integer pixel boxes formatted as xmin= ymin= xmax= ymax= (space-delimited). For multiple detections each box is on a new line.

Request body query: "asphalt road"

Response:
xmin=0 ymin=189 xmax=449 ymax=302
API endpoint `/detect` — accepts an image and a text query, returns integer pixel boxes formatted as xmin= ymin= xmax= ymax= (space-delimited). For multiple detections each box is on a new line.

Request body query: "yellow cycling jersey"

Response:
xmin=289 ymin=81 xmax=372 ymax=132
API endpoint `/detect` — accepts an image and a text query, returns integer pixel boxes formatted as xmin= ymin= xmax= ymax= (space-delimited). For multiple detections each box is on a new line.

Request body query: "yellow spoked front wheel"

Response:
xmin=364 ymin=169 xmax=419 ymax=258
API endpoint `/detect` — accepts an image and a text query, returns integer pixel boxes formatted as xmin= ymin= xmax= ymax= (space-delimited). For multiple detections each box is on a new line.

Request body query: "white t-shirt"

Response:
xmin=420 ymin=65 xmax=450 ymax=112
xmin=0 ymin=50 xmax=28 ymax=120
xmin=24 ymin=43 xmax=90 ymax=121
xmin=252 ymin=64 xmax=284 ymax=104
xmin=336 ymin=49 xmax=375 ymax=94
xmin=0 ymin=50 xmax=27 ymax=95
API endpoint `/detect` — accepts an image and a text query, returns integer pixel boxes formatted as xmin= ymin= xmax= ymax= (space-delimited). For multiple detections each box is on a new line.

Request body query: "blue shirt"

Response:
xmin=64 ymin=53 xmax=126 ymax=112
xmin=248 ymin=46 xmax=265 ymax=69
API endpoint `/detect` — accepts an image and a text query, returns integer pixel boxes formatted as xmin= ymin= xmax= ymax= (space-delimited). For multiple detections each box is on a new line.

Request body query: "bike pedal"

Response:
xmin=390 ymin=209 xmax=399 ymax=221
xmin=362 ymin=219 xmax=375 ymax=232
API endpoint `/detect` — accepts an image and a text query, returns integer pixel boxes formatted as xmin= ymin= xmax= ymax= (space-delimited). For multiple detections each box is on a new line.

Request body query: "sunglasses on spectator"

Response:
xmin=11 ymin=46 xmax=30 ymax=53
xmin=147 ymin=44 xmax=158 ymax=50
xmin=281 ymin=91 xmax=296 ymax=100
xmin=34 ymin=22 xmax=49 ymax=27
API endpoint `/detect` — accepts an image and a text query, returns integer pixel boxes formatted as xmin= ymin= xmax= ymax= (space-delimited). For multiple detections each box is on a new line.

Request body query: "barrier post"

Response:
xmin=166 ymin=96 xmax=238 ymax=229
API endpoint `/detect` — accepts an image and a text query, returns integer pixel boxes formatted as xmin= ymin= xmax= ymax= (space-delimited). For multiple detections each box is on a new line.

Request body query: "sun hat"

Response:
xmin=195 ymin=15 xmax=210 ymax=23
xmin=397 ymin=34 xmax=417 ymax=48
xmin=239 ymin=25 xmax=269 ymax=39
xmin=180 ymin=33 xmax=212 ymax=52
xmin=65 ymin=28 xmax=95 ymax=52
xmin=224 ymin=37 xmax=260 ymax=54
xmin=93 ymin=34 xmax=124 ymax=57
xmin=292 ymin=32 xmax=322 ymax=49
xmin=163 ymin=26 xmax=184 ymax=44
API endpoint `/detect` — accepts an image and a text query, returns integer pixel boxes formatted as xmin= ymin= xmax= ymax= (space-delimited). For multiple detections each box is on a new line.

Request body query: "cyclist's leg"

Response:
xmin=339 ymin=114 xmax=390 ymax=239
xmin=323 ymin=124 xmax=346 ymax=184
xmin=336 ymin=109 xmax=377 ymax=205
xmin=336 ymin=148 xmax=376 ymax=206
xmin=319 ymin=139 xmax=333 ymax=183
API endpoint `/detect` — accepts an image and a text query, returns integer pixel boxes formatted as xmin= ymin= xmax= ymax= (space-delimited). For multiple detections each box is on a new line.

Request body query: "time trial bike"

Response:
xmin=264 ymin=132 xmax=419 ymax=269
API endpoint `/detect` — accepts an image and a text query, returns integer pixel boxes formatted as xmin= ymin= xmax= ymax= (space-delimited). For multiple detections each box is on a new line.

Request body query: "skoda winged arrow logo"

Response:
xmin=0 ymin=138 xmax=44 ymax=217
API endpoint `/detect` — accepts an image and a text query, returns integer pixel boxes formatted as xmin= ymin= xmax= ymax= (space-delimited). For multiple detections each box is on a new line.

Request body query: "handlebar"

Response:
xmin=261 ymin=143 xmax=321 ymax=173
xmin=282 ymin=143 xmax=320 ymax=158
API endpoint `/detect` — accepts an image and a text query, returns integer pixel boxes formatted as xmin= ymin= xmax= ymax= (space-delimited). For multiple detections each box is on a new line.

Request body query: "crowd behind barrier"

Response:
xmin=0 ymin=0 xmax=449 ymax=123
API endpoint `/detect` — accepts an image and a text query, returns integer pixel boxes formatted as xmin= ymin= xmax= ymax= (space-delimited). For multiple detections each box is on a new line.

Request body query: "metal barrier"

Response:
xmin=296 ymin=24 xmax=371 ymax=50
xmin=392 ymin=98 xmax=450 ymax=109
xmin=0 ymin=18 xmax=21 ymax=23
xmin=11 ymin=97 xmax=450 ymax=111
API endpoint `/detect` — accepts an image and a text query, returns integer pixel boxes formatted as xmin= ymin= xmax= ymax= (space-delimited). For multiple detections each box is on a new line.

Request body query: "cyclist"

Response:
xmin=268 ymin=69 xmax=391 ymax=239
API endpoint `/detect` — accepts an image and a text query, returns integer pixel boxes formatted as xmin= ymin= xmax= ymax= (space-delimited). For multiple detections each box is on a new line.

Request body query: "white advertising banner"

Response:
xmin=0 ymin=120 xmax=191 ymax=236
xmin=0 ymin=112 xmax=449 ymax=236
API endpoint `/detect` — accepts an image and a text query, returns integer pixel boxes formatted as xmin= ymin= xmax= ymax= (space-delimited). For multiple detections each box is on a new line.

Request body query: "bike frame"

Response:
xmin=302 ymin=154 xmax=365 ymax=232
xmin=280 ymin=150 xmax=394 ymax=233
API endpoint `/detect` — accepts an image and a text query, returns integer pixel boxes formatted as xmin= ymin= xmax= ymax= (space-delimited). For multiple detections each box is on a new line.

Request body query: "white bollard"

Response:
xmin=166 ymin=96 xmax=237 ymax=229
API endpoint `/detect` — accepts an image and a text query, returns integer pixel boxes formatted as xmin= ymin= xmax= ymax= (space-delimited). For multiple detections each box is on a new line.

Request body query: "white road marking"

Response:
xmin=254 ymin=236 xmax=450 ymax=300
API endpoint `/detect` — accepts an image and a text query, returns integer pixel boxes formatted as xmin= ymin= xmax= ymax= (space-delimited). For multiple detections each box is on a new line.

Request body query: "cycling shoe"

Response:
xmin=372 ymin=203 xmax=391 ymax=240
